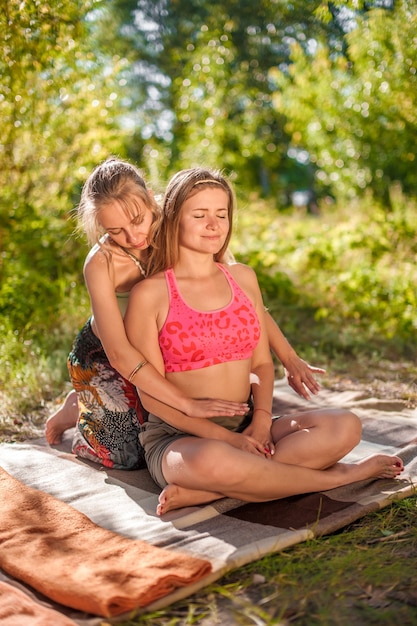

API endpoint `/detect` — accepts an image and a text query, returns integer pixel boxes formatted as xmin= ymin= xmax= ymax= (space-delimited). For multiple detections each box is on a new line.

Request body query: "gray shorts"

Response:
xmin=139 ymin=414 xmax=189 ymax=488
xmin=139 ymin=409 xmax=254 ymax=489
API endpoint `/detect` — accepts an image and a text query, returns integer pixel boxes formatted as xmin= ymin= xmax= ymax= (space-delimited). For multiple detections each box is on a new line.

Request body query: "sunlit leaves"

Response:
xmin=1 ymin=1 xmax=127 ymax=210
xmin=0 ymin=0 xmax=128 ymax=337
xmin=233 ymin=191 xmax=417 ymax=355
xmin=272 ymin=0 xmax=417 ymax=203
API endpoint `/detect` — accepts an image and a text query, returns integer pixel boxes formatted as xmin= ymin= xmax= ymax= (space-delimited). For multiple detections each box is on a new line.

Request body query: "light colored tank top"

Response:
xmin=116 ymin=291 xmax=130 ymax=318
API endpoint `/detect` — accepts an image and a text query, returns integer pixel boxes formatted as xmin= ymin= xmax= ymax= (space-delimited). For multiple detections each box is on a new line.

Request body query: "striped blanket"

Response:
xmin=0 ymin=379 xmax=416 ymax=624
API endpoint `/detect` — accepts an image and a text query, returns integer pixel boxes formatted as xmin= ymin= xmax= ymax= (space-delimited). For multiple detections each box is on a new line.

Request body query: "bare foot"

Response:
xmin=338 ymin=454 xmax=404 ymax=484
xmin=45 ymin=390 xmax=79 ymax=445
xmin=157 ymin=484 xmax=224 ymax=516
xmin=156 ymin=454 xmax=404 ymax=515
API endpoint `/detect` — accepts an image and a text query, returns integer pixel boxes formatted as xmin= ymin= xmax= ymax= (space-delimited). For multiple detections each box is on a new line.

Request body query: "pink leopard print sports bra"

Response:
xmin=159 ymin=263 xmax=261 ymax=373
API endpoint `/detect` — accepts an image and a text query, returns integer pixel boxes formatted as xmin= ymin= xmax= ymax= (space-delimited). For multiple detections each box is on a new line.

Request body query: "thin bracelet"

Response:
xmin=128 ymin=359 xmax=149 ymax=383
xmin=254 ymin=408 xmax=272 ymax=417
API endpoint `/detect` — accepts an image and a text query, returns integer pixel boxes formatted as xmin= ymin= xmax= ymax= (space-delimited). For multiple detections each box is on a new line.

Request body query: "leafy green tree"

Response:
xmin=96 ymin=0 xmax=347 ymax=195
xmin=0 ymin=0 xmax=128 ymax=337
xmin=271 ymin=0 xmax=417 ymax=205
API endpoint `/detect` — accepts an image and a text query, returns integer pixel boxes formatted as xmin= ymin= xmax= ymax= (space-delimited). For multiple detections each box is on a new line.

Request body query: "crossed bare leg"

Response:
xmin=45 ymin=390 xmax=78 ymax=445
xmin=157 ymin=453 xmax=404 ymax=516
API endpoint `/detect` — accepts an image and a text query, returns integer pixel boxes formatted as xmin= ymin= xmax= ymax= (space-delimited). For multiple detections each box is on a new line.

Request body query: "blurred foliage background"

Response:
xmin=1 ymin=0 xmax=416 ymax=420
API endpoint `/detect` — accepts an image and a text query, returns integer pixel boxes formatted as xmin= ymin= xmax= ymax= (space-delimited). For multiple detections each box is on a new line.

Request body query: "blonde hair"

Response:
xmin=148 ymin=167 xmax=235 ymax=275
xmin=77 ymin=157 xmax=160 ymax=247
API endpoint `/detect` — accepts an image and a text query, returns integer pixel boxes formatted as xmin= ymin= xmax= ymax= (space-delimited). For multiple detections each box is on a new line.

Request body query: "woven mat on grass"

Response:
xmin=0 ymin=378 xmax=416 ymax=625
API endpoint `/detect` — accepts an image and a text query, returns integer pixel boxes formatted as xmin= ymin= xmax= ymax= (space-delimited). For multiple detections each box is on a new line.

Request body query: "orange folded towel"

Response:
xmin=0 ymin=581 xmax=78 ymax=626
xmin=0 ymin=467 xmax=212 ymax=617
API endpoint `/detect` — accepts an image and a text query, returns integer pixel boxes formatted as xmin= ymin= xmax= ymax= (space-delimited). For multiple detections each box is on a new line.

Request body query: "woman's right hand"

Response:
xmin=182 ymin=398 xmax=249 ymax=418
xmin=226 ymin=431 xmax=270 ymax=458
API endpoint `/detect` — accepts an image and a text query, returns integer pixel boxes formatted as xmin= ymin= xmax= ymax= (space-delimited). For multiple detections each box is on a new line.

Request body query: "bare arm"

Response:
xmin=85 ymin=251 xmax=247 ymax=418
xmin=225 ymin=256 xmax=325 ymax=399
xmin=229 ymin=265 xmax=275 ymax=453
xmin=264 ymin=310 xmax=325 ymax=400
xmin=124 ymin=276 xmax=267 ymax=456
xmin=141 ymin=392 xmax=267 ymax=456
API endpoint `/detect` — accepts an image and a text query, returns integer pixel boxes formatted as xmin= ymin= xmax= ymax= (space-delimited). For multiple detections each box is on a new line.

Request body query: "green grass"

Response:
xmin=113 ymin=497 xmax=417 ymax=626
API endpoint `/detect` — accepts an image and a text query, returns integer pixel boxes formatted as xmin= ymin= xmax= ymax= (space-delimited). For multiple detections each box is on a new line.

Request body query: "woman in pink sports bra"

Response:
xmin=44 ymin=158 xmax=249 ymax=469
xmin=44 ymin=158 xmax=334 ymax=469
xmin=125 ymin=167 xmax=403 ymax=515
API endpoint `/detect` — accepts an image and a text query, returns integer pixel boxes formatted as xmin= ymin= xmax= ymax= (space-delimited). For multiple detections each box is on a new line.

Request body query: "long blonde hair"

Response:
xmin=148 ymin=167 xmax=235 ymax=275
xmin=77 ymin=157 xmax=160 ymax=247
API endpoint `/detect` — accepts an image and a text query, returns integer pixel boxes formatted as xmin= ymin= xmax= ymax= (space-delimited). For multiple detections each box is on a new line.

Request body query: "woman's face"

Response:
xmin=178 ymin=187 xmax=230 ymax=255
xmin=98 ymin=199 xmax=154 ymax=253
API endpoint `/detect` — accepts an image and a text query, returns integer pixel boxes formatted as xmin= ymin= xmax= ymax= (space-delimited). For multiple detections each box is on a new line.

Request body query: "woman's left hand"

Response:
xmin=284 ymin=355 xmax=326 ymax=400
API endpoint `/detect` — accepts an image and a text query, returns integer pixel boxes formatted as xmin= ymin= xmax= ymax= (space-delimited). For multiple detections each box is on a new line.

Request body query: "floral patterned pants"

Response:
xmin=68 ymin=319 xmax=148 ymax=470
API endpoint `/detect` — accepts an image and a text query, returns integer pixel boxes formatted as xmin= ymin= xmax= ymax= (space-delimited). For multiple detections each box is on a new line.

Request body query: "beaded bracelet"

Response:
xmin=128 ymin=359 xmax=149 ymax=383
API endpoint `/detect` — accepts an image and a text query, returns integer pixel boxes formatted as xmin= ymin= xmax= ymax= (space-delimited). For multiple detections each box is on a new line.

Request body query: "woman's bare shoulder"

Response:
xmin=83 ymin=243 xmax=113 ymax=284
xmin=84 ymin=239 xmax=114 ymax=270
xmin=224 ymin=260 xmax=257 ymax=283
xmin=223 ymin=261 xmax=261 ymax=305
xmin=130 ymin=270 xmax=166 ymax=298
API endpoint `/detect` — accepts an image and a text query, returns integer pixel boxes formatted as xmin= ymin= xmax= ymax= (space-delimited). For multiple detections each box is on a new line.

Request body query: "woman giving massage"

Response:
xmin=46 ymin=157 xmax=324 ymax=470
xmin=124 ymin=166 xmax=403 ymax=515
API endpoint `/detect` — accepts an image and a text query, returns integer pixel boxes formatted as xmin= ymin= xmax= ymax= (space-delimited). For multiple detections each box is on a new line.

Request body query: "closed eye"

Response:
xmin=105 ymin=213 xmax=144 ymax=234
xmin=193 ymin=211 xmax=228 ymax=219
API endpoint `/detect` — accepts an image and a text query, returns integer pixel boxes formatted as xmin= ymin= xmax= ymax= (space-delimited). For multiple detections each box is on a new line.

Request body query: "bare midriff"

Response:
xmin=165 ymin=358 xmax=252 ymax=404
